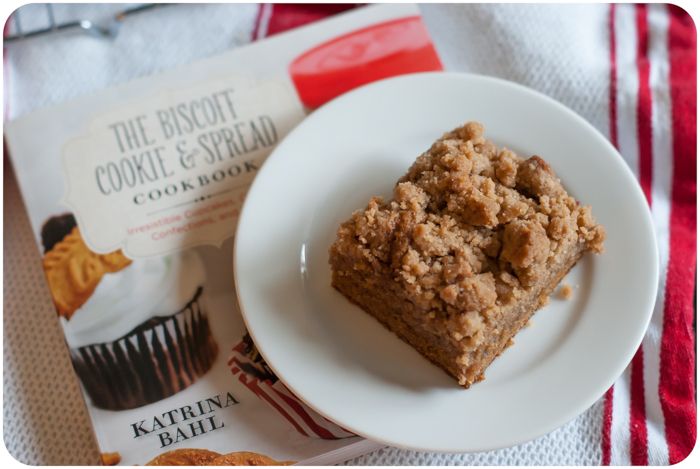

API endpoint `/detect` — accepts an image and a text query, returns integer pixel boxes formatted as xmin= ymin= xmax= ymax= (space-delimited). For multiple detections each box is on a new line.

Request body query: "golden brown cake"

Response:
xmin=329 ymin=122 xmax=605 ymax=388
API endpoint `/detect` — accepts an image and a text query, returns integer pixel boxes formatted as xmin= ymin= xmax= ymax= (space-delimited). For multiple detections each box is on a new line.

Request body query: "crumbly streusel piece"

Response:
xmin=329 ymin=122 xmax=605 ymax=387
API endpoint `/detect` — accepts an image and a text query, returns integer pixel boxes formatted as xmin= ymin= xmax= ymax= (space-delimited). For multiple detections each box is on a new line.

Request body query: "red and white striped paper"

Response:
xmin=228 ymin=341 xmax=355 ymax=440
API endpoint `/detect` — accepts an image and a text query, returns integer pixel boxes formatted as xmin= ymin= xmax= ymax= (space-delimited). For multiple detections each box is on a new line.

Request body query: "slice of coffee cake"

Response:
xmin=329 ymin=122 xmax=605 ymax=388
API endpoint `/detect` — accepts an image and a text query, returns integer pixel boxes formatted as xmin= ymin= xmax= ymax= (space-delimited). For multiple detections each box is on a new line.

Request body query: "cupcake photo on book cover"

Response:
xmin=41 ymin=213 xmax=219 ymax=411
xmin=229 ymin=334 xmax=354 ymax=439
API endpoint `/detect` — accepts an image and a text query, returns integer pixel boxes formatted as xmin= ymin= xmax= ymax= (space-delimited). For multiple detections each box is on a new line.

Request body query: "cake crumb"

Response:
xmin=100 ymin=452 xmax=121 ymax=466
xmin=558 ymin=284 xmax=574 ymax=300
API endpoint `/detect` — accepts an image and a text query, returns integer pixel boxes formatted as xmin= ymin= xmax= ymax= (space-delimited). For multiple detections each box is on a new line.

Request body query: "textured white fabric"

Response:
xmin=4 ymin=4 xmax=619 ymax=465
xmin=5 ymin=3 xmax=258 ymax=118
xmin=347 ymin=400 xmax=605 ymax=466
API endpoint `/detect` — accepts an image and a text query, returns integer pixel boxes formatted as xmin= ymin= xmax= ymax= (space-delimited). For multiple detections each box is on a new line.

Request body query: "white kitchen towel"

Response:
xmin=3 ymin=3 xmax=695 ymax=466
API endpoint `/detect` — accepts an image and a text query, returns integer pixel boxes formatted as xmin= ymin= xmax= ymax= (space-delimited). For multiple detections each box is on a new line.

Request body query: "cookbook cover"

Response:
xmin=4 ymin=4 xmax=442 ymax=466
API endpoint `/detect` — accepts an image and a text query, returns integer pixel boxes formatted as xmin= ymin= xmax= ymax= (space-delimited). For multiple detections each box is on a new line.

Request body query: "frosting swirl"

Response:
xmin=62 ymin=249 xmax=206 ymax=348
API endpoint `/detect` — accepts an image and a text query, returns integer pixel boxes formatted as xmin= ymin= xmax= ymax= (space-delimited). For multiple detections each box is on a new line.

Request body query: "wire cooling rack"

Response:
xmin=4 ymin=3 xmax=168 ymax=43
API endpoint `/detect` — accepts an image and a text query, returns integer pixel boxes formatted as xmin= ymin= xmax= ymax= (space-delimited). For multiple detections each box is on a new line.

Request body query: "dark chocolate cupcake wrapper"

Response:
xmin=70 ymin=287 xmax=218 ymax=411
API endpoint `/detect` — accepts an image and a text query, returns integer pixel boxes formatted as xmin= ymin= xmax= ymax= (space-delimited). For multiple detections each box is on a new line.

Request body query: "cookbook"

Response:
xmin=4 ymin=4 xmax=442 ymax=465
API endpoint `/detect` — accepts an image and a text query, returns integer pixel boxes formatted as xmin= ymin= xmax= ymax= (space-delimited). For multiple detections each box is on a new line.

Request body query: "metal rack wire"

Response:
xmin=4 ymin=4 xmax=168 ymax=43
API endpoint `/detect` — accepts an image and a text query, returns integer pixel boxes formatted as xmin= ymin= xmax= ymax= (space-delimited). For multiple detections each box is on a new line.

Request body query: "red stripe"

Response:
xmin=602 ymin=387 xmax=614 ymax=465
xmin=232 ymin=342 xmax=246 ymax=353
xmin=636 ymin=4 xmax=653 ymax=205
xmin=608 ymin=3 xmax=619 ymax=149
xmin=629 ymin=349 xmax=649 ymax=465
xmin=601 ymin=7 xmax=616 ymax=464
xmin=240 ymin=375 xmax=310 ymax=437
xmin=629 ymin=5 xmax=652 ymax=464
xmin=251 ymin=4 xmax=266 ymax=41
xmin=264 ymin=4 xmax=357 ymax=38
xmin=271 ymin=387 xmax=336 ymax=439
xmin=230 ymin=356 xmax=245 ymax=369
xmin=229 ymin=356 xmax=274 ymax=384
xmin=660 ymin=5 xmax=697 ymax=464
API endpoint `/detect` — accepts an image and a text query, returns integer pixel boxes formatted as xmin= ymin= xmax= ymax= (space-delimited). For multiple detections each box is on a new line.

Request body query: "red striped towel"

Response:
xmin=602 ymin=4 xmax=696 ymax=465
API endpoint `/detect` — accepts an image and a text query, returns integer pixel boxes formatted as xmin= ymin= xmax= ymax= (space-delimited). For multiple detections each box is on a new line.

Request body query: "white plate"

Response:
xmin=234 ymin=73 xmax=658 ymax=452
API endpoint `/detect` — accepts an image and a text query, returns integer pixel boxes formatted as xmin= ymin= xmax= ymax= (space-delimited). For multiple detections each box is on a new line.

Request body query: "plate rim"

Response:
xmin=233 ymin=71 xmax=659 ymax=452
